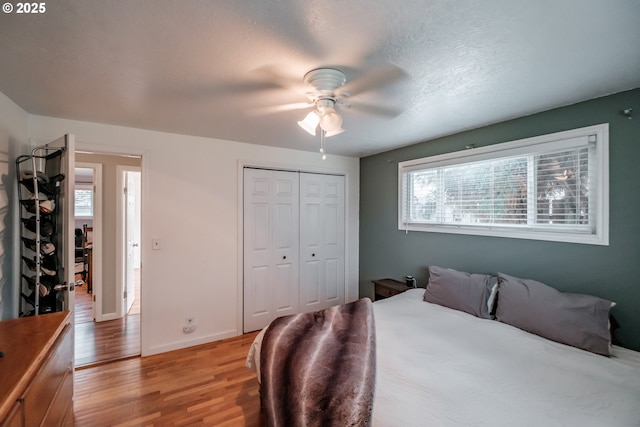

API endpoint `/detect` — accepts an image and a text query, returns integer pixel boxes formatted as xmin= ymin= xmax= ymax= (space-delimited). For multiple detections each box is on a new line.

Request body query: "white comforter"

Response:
xmin=247 ymin=289 xmax=640 ymax=426
xmin=372 ymin=289 xmax=640 ymax=427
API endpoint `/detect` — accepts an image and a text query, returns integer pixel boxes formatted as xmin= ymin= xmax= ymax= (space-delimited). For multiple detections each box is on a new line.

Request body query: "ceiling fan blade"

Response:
xmin=251 ymin=65 xmax=309 ymax=97
xmin=343 ymin=101 xmax=403 ymax=118
xmin=151 ymin=79 xmax=286 ymax=104
xmin=341 ymin=64 xmax=409 ymax=97
xmin=212 ymin=80 xmax=286 ymax=96
xmin=246 ymin=102 xmax=314 ymax=116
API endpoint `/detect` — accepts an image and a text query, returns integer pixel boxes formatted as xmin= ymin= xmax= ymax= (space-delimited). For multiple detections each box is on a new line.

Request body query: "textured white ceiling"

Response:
xmin=0 ymin=0 xmax=638 ymax=157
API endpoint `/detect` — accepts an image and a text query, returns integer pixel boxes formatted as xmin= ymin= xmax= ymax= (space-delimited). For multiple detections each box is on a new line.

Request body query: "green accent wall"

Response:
xmin=360 ymin=88 xmax=640 ymax=351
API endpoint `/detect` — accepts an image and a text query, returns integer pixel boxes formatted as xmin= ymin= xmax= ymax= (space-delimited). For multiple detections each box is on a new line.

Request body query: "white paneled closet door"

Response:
xmin=299 ymin=173 xmax=345 ymax=312
xmin=243 ymin=168 xmax=300 ymax=333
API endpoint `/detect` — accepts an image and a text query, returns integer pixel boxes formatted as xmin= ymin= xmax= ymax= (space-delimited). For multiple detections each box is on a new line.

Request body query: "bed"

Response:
xmin=247 ymin=269 xmax=640 ymax=426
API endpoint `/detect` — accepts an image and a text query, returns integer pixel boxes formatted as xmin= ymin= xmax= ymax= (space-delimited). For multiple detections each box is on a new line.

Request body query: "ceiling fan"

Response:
xmin=296 ymin=68 xmax=349 ymax=137
xmin=252 ymin=66 xmax=407 ymax=126
xmin=249 ymin=65 xmax=407 ymax=158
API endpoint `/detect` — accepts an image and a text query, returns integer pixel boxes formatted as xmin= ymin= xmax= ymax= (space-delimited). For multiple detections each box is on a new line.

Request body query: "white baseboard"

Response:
xmin=98 ymin=312 xmax=120 ymax=322
xmin=143 ymin=329 xmax=238 ymax=357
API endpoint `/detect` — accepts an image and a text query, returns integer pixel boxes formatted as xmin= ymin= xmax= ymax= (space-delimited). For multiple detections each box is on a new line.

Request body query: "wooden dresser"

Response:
xmin=0 ymin=311 xmax=73 ymax=427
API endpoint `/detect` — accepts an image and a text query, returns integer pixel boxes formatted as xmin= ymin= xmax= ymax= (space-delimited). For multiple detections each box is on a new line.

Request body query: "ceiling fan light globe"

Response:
xmin=325 ymin=127 xmax=345 ymax=137
xmin=298 ymin=111 xmax=320 ymax=135
xmin=319 ymin=107 xmax=343 ymax=132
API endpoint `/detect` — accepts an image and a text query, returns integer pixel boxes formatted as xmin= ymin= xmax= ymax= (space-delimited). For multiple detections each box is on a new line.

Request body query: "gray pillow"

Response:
xmin=424 ymin=266 xmax=497 ymax=319
xmin=495 ymin=273 xmax=613 ymax=356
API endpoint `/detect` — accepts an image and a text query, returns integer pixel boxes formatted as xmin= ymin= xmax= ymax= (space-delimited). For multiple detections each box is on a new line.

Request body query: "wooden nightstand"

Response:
xmin=372 ymin=278 xmax=412 ymax=301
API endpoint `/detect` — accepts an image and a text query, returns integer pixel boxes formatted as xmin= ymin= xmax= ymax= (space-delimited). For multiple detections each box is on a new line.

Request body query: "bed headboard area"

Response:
xmin=359 ymin=88 xmax=640 ymax=352
xmin=424 ymin=266 xmax=615 ymax=356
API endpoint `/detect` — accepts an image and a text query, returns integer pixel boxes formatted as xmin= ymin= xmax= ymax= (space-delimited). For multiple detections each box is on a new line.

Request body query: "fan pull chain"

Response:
xmin=320 ymin=129 xmax=325 ymax=158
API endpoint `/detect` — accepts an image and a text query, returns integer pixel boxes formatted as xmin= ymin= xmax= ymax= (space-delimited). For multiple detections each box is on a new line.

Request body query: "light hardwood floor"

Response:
xmin=74 ymin=313 xmax=140 ymax=367
xmin=74 ymin=282 xmax=94 ymax=323
xmin=74 ymin=270 xmax=141 ymax=367
xmin=73 ymin=331 xmax=264 ymax=426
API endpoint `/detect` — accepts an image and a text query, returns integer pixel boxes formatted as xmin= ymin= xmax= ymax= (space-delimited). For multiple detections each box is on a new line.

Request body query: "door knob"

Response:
xmin=54 ymin=282 xmax=74 ymax=291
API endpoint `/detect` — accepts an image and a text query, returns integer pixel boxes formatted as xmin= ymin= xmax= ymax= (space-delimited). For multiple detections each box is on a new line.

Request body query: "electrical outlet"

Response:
xmin=183 ymin=317 xmax=196 ymax=334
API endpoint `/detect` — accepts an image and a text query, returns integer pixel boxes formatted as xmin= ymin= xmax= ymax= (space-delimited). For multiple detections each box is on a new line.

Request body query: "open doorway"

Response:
xmin=73 ymin=164 xmax=98 ymax=324
xmin=73 ymin=153 xmax=142 ymax=367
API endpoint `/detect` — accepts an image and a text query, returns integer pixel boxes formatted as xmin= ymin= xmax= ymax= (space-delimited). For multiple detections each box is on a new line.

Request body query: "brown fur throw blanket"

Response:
xmin=260 ymin=298 xmax=376 ymax=427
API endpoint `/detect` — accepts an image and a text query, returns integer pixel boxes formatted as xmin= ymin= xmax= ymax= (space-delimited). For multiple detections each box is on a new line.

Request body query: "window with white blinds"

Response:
xmin=74 ymin=187 xmax=93 ymax=217
xmin=398 ymin=124 xmax=609 ymax=245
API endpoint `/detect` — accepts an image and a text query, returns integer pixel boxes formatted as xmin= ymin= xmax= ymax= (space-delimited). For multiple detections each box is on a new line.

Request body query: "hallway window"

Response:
xmin=75 ymin=186 xmax=93 ymax=217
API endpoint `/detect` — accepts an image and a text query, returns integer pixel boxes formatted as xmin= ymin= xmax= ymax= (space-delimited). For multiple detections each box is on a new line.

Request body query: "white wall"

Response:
xmin=0 ymin=92 xmax=29 ymax=320
xmin=27 ymin=115 xmax=360 ymax=356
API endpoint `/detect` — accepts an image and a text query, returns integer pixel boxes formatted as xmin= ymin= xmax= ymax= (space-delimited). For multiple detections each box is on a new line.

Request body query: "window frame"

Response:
xmin=398 ymin=123 xmax=609 ymax=245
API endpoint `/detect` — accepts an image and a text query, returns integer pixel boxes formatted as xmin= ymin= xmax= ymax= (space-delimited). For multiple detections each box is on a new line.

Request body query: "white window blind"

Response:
xmin=398 ymin=124 xmax=609 ymax=245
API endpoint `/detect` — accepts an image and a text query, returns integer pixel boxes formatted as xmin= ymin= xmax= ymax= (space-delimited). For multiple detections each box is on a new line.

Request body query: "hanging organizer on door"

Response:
xmin=16 ymin=146 xmax=66 ymax=317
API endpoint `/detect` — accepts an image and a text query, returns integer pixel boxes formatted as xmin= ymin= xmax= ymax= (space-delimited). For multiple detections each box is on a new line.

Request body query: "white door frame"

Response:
xmin=116 ymin=165 xmax=141 ymax=317
xmin=75 ymin=161 xmax=103 ymax=321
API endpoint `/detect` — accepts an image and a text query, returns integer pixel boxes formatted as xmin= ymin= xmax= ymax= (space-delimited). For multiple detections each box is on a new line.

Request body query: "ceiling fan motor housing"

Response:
xmin=304 ymin=68 xmax=346 ymax=94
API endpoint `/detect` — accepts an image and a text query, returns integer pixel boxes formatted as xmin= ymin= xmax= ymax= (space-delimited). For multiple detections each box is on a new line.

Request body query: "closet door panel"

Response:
xmin=249 ymin=266 xmax=270 ymax=315
xmin=253 ymin=205 xmax=270 ymax=250
xmin=272 ymin=175 xmax=299 ymax=316
xmin=274 ymin=264 xmax=295 ymax=311
xmin=300 ymin=187 xmax=321 ymax=310
xmin=243 ymin=195 xmax=272 ymax=330
xmin=324 ymin=258 xmax=340 ymax=302
xmin=243 ymin=169 xmax=299 ymax=332
xmin=244 ymin=183 xmax=270 ymax=325
xmin=300 ymin=173 xmax=345 ymax=312
xmin=301 ymin=259 xmax=321 ymax=307
xmin=323 ymin=188 xmax=344 ymax=307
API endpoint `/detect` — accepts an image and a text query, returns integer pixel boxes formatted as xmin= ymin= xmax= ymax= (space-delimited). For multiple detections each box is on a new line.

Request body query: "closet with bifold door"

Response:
xmin=243 ymin=168 xmax=345 ymax=333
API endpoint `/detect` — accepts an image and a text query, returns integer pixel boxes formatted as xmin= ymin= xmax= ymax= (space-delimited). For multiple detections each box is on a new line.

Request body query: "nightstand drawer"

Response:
xmin=373 ymin=278 xmax=411 ymax=301
xmin=375 ymin=283 xmax=397 ymax=298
